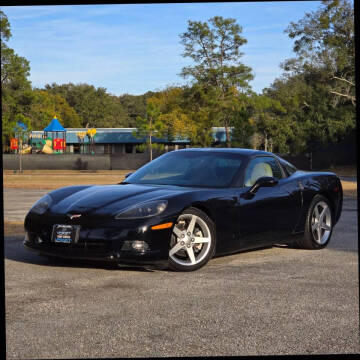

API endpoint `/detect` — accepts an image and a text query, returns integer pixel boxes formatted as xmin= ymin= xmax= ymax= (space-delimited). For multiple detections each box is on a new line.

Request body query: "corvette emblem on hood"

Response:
xmin=68 ymin=214 xmax=82 ymax=219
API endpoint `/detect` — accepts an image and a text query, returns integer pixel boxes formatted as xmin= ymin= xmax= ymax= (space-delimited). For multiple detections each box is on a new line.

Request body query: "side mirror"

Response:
xmin=248 ymin=176 xmax=278 ymax=195
xmin=125 ymin=172 xmax=133 ymax=179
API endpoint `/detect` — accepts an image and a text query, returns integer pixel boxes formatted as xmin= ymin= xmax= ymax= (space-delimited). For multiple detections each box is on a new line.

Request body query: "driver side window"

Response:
xmin=244 ymin=157 xmax=283 ymax=187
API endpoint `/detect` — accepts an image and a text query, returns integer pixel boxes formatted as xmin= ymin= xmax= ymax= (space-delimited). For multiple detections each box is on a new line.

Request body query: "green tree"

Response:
xmin=0 ymin=10 xmax=11 ymax=41
xmin=1 ymin=11 xmax=30 ymax=91
xmin=133 ymin=102 xmax=165 ymax=161
xmin=180 ymin=16 xmax=253 ymax=147
xmin=28 ymin=90 xmax=81 ymax=129
xmin=265 ymin=0 xmax=355 ymax=153
xmin=148 ymin=86 xmax=199 ymax=144
xmin=118 ymin=91 xmax=156 ymax=127
xmin=44 ymin=82 xmax=128 ymax=128
xmin=249 ymin=95 xmax=290 ymax=153
xmin=229 ymin=93 xmax=254 ymax=149
xmin=1 ymin=10 xmax=32 ymax=150
xmin=266 ymin=71 xmax=355 ymax=153
xmin=264 ymin=75 xmax=308 ymax=154
xmin=284 ymin=0 xmax=355 ymax=106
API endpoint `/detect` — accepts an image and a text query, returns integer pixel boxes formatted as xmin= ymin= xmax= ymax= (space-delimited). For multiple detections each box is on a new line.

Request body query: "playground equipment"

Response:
xmin=76 ymin=131 xmax=86 ymax=153
xmin=86 ymin=128 xmax=97 ymax=154
xmin=20 ymin=144 xmax=32 ymax=154
xmin=42 ymin=138 xmax=53 ymax=154
xmin=43 ymin=116 xmax=66 ymax=153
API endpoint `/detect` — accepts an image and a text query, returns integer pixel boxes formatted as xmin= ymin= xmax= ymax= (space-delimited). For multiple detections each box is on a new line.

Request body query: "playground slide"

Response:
xmin=20 ymin=145 xmax=32 ymax=154
xmin=42 ymin=139 xmax=53 ymax=154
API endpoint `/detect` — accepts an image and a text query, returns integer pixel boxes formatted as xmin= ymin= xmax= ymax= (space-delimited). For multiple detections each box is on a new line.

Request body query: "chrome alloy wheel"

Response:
xmin=311 ymin=201 xmax=332 ymax=245
xmin=169 ymin=213 xmax=212 ymax=266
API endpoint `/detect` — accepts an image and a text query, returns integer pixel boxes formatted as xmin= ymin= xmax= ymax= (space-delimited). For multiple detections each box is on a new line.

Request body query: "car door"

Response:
xmin=235 ymin=156 xmax=302 ymax=250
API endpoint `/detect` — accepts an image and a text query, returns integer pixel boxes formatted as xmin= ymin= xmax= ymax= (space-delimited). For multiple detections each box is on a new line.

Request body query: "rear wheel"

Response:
xmin=168 ymin=208 xmax=216 ymax=271
xmin=297 ymin=195 xmax=333 ymax=249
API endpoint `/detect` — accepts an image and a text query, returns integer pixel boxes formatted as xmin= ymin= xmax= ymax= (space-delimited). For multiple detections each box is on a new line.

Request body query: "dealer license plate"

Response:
xmin=52 ymin=224 xmax=80 ymax=244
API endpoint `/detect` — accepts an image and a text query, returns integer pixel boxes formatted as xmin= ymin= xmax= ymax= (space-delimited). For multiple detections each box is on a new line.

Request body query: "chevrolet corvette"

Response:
xmin=24 ymin=148 xmax=343 ymax=271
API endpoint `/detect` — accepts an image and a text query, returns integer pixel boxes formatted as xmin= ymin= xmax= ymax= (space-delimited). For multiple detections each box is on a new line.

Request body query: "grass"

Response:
xmin=341 ymin=180 xmax=357 ymax=198
xmin=3 ymin=170 xmax=131 ymax=190
xmin=313 ymin=165 xmax=357 ymax=197
xmin=3 ymin=168 xmax=357 ymax=197
xmin=320 ymin=165 xmax=357 ymax=177
xmin=4 ymin=221 xmax=24 ymax=236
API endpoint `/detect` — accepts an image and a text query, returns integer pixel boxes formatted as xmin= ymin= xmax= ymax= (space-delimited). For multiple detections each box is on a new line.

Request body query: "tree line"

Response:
xmin=1 ymin=0 xmax=355 ymax=155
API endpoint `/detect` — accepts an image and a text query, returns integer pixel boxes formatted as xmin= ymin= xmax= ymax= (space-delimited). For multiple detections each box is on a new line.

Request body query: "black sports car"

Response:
xmin=24 ymin=148 xmax=343 ymax=271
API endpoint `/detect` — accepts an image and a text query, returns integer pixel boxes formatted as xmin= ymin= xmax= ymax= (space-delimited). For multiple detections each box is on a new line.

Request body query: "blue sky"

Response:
xmin=2 ymin=2 xmax=321 ymax=95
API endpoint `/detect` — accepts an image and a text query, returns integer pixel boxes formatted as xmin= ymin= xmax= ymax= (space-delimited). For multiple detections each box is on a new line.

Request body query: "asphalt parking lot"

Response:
xmin=4 ymin=188 xmax=360 ymax=358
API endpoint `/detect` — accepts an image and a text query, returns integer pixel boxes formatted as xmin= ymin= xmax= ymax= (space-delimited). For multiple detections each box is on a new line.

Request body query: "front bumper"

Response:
xmin=24 ymin=211 xmax=176 ymax=267
xmin=23 ymin=240 xmax=168 ymax=267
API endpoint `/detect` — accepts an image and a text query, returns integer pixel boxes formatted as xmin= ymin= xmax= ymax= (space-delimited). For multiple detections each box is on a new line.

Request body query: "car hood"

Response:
xmin=49 ymin=184 xmax=190 ymax=215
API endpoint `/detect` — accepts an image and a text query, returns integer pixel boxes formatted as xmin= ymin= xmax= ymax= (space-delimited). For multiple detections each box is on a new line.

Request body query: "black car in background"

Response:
xmin=24 ymin=148 xmax=342 ymax=271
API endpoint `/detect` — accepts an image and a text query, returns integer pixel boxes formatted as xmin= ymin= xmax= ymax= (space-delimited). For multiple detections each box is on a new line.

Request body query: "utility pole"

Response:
xmin=19 ymin=137 xmax=22 ymax=173
xmin=264 ymin=133 xmax=268 ymax=152
xmin=225 ymin=122 xmax=231 ymax=148
xmin=149 ymin=115 xmax=153 ymax=162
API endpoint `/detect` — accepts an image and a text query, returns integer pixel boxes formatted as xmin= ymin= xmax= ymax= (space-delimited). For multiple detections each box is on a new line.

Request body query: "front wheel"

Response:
xmin=297 ymin=195 xmax=333 ymax=249
xmin=168 ymin=207 xmax=216 ymax=271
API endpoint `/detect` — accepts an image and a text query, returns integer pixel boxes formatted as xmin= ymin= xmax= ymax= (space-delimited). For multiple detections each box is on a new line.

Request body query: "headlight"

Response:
xmin=30 ymin=194 xmax=52 ymax=214
xmin=115 ymin=200 xmax=168 ymax=219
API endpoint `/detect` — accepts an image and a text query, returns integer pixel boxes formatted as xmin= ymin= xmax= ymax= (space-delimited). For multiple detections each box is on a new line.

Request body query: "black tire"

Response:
xmin=168 ymin=207 xmax=216 ymax=272
xmin=297 ymin=194 xmax=333 ymax=249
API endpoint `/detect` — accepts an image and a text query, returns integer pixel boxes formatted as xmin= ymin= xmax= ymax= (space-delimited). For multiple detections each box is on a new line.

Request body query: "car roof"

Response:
xmin=176 ymin=147 xmax=274 ymax=157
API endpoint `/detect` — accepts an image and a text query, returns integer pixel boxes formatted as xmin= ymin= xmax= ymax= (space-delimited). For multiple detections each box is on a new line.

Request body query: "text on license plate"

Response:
xmin=52 ymin=224 xmax=80 ymax=243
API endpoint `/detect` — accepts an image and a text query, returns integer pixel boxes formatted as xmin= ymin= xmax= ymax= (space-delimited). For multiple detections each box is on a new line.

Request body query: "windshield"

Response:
xmin=125 ymin=151 xmax=244 ymax=188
